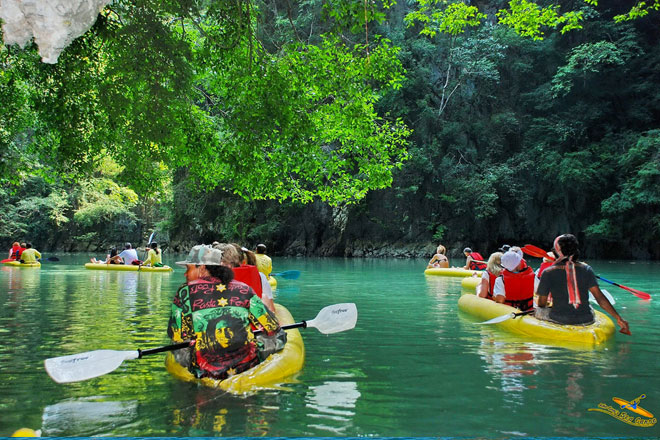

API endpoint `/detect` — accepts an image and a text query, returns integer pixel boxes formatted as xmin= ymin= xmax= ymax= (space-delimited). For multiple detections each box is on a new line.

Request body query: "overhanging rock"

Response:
xmin=0 ymin=0 xmax=111 ymax=63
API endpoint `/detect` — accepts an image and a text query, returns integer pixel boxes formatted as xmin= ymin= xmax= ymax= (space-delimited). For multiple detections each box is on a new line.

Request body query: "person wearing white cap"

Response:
xmin=167 ymin=244 xmax=283 ymax=379
xmin=492 ymin=250 xmax=536 ymax=310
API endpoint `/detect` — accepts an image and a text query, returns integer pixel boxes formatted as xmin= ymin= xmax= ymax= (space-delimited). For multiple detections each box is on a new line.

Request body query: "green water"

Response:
xmin=1 ymin=255 xmax=659 ymax=437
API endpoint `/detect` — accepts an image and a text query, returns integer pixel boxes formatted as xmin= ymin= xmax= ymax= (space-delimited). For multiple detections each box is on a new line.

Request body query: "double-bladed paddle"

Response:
xmin=476 ymin=308 xmax=535 ymax=325
xmin=521 ymin=244 xmax=651 ymax=300
xmin=271 ymin=270 xmax=301 ymax=280
xmin=44 ymin=303 xmax=358 ymax=384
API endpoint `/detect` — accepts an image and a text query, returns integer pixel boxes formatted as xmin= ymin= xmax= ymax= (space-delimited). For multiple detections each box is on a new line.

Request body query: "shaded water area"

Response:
xmin=1 ymin=255 xmax=659 ymax=437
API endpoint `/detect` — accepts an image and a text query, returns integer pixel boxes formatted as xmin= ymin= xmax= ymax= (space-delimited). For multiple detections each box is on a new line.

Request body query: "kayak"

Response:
xmin=84 ymin=263 xmax=173 ymax=272
xmin=2 ymin=261 xmax=41 ymax=268
xmin=165 ymin=303 xmax=305 ymax=393
xmin=459 ymin=278 xmax=615 ymax=346
xmin=425 ymin=267 xmax=483 ymax=277
xmin=268 ymin=275 xmax=277 ymax=289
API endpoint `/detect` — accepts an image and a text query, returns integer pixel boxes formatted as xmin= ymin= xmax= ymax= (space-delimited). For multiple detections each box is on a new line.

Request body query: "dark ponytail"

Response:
xmin=556 ymin=234 xmax=580 ymax=261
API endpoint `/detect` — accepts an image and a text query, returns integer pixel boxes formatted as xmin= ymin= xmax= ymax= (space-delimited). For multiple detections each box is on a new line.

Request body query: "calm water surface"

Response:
xmin=1 ymin=255 xmax=659 ymax=437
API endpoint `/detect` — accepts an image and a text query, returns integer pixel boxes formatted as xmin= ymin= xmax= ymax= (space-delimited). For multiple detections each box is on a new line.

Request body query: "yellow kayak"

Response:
xmin=84 ymin=263 xmax=173 ymax=272
xmin=459 ymin=278 xmax=615 ymax=346
xmin=425 ymin=267 xmax=483 ymax=277
xmin=165 ymin=303 xmax=305 ymax=393
xmin=3 ymin=261 xmax=41 ymax=268
xmin=268 ymin=275 xmax=277 ymax=289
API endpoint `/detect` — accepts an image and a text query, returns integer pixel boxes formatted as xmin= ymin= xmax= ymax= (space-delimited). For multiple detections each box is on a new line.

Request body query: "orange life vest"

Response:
xmin=232 ymin=265 xmax=262 ymax=298
xmin=501 ymin=265 xmax=535 ymax=310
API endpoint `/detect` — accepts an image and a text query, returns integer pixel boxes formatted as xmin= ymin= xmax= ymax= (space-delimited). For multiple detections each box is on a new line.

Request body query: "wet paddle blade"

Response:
xmin=589 ymin=289 xmax=615 ymax=306
xmin=272 ymin=270 xmax=301 ymax=280
xmin=45 ymin=350 xmax=140 ymax=383
xmin=596 ymin=275 xmax=651 ymax=300
xmin=476 ymin=312 xmax=516 ymax=325
xmin=306 ymin=303 xmax=358 ymax=334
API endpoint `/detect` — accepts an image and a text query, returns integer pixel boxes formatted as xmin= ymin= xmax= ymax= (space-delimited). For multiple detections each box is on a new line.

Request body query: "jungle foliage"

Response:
xmin=1 ymin=0 xmax=659 ymax=258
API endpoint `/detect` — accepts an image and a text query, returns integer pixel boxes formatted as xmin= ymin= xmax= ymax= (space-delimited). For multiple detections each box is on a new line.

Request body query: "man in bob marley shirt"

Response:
xmin=168 ymin=245 xmax=285 ymax=379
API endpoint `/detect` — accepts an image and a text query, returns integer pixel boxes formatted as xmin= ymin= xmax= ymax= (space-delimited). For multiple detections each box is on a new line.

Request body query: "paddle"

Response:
xmin=44 ymin=303 xmax=358 ymax=384
xmin=589 ymin=289 xmax=615 ymax=305
xmin=522 ymin=244 xmax=651 ymax=300
xmin=595 ymin=276 xmax=651 ymax=300
xmin=271 ymin=270 xmax=301 ymax=280
xmin=476 ymin=308 xmax=535 ymax=325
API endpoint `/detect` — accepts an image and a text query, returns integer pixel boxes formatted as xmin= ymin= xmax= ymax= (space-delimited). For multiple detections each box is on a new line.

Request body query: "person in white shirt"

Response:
xmin=118 ymin=242 xmax=139 ymax=265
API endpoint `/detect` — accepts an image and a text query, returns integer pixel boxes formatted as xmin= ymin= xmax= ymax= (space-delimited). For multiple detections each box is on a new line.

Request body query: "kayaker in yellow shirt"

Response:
xmin=143 ymin=242 xmax=163 ymax=267
xmin=254 ymin=243 xmax=272 ymax=277
xmin=20 ymin=243 xmax=41 ymax=263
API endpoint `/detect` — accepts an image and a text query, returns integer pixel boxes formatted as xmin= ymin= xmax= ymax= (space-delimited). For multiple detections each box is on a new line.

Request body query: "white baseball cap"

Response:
xmin=501 ymin=250 xmax=522 ymax=271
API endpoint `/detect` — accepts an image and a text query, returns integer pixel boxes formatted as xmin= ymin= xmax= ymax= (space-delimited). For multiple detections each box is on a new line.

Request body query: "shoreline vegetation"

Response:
xmin=1 ymin=2 xmax=659 ymax=260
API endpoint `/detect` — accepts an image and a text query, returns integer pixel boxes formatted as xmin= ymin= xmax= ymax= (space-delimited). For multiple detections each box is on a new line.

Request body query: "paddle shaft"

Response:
xmin=138 ymin=322 xmax=309 ymax=355
xmin=139 ymin=341 xmax=192 ymax=357
xmin=253 ymin=321 xmax=307 ymax=335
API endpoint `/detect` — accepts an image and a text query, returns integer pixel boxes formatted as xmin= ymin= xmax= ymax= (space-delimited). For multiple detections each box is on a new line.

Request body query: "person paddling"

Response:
xmin=143 ymin=242 xmax=163 ymax=267
xmin=8 ymin=242 xmax=21 ymax=260
xmin=462 ymin=247 xmax=487 ymax=270
xmin=535 ymin=234 xmax=630 ymax=334
xmin=168 ymin=245 xmax=284 ymax=380
xmin=19 ymin=243 xmax=41 ymax=264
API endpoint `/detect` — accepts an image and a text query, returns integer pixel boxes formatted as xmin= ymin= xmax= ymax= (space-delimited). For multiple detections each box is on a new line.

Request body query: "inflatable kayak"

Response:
xmin=425 ymin=267 xmax=483 ymax=277
xmin=84 ymin=263 xmax=173 ymax=272
xmin=165 ymin=303 xmax=304 ymax=393
xmin=459 ymin=278 xmax=615 ymax=345
xmin=2 ymin=261 xmax=41 ymax=268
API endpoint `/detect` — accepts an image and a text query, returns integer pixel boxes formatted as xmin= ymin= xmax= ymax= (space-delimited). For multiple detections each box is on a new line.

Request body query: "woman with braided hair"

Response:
xmin=535 ymin=234 xmax=631 ymax=335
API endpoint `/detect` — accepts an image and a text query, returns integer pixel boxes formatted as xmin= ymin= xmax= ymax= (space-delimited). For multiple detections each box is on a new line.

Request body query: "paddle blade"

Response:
xmin=306 ymin=303 xmax=358 ymax=334
xmin=272 ymin=270 xmax=301 ymax=280
xmin=522 ymin=245 xmax=554 ymax=260
xmin=476 ymin=313 xmax=515 ymax=325
xmin=620 ymin=285 xmax=651 ymax=300
xmin=45 ymin=350 xmax=139 ymax=383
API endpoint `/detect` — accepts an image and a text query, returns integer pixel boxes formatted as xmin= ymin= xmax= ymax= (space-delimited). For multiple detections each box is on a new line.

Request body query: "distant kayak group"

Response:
xmin=1 ymin=241 xmax=42 ymax=267
xmin=425 ymin=234 xmax=645 ymax=346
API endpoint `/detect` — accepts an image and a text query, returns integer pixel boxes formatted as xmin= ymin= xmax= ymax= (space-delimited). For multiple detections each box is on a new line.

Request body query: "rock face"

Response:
xmin=0 ymin=0 xmax=111 ymax=63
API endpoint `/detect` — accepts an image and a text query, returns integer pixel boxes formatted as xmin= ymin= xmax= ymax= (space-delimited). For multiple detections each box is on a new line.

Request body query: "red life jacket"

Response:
xmin=232 ymin=265 xmax=263 ymax=298
xmin=10 ymin=245 xmax=21 ymax=260
xmin=469 ymin=252 xmax=487 ymax=270
xmin=501 ymin=265 xmax=535 ymax=310
xmin=537 ymin=261 xmax=553 ymax=277
xmin=486 ymin=271 xmax=498 ymax=299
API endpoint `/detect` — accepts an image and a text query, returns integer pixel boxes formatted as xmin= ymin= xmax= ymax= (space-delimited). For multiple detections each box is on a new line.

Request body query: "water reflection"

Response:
xmin=478 ymin=337 xmax=542 ymax=404
xmin=306 ymin=381 xmax=361 ymax=434
xmin=41 ymin=397 xmax=138 ymax=436
xmin=167 ymin=387 xmax=282 ymax=436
